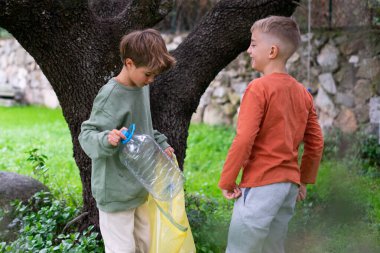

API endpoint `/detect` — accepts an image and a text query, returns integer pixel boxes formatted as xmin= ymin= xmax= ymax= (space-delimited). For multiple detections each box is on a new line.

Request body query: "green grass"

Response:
xmin=0 ymin=106 xmax=81 ymax=206
xmin=184 ymin=124 xmax=235 ymax=201
xmin=287 ymin=161 xmax=380 ymax=252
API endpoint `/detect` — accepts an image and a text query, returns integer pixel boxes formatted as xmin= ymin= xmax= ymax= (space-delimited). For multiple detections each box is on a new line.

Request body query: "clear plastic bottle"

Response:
xmin=119 ymin=124 xmax=184 ymax=202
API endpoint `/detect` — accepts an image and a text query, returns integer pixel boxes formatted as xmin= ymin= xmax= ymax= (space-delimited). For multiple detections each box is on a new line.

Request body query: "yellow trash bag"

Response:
xmin=148 ymin=189 xmax=196 ymax=253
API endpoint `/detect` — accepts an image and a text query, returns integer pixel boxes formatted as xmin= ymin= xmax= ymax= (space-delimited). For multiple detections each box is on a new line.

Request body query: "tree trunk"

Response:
xmin=0 ymin=0 xmax=299 ymax=229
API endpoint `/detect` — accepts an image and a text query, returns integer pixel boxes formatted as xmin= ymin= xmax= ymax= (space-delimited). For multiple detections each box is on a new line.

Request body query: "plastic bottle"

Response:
xmin=119 ymin=124 xmax=184 ymax=202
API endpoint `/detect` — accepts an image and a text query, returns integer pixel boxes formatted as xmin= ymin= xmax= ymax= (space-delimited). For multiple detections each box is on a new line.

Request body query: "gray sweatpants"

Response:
xmin=226 ymin=183 xmax=298 ymax=253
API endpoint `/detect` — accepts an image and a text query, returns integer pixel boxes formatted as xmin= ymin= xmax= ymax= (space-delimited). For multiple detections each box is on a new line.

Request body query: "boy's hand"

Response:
xmin=297 ymin=183 xmax=307 ymax=201
xmin=164 ymin=146 xmax=175 ymax=158
xmin=107 ymin=127 xmax=127 ymax=146
xmin=222 ymin=187 xmax=241 ymax=200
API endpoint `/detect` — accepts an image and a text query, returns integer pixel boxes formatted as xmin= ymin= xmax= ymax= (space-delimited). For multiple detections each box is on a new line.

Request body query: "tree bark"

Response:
xmin=0 ymin=0 xmax=299 ymax=229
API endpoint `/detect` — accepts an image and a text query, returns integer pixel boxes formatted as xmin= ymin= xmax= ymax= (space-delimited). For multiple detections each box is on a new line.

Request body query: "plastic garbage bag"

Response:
xmin=147 ymin=153 xmax=195 ymax=253
xmin=148 ymin=189 xmax=196 ymax=253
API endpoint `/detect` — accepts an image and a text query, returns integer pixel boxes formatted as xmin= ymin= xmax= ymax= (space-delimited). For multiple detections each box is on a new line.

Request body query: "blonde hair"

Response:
xmin=120 ymin=29 xmax=176 ymax=73
xmin=251 ymin=16 xmax=301 ymax=59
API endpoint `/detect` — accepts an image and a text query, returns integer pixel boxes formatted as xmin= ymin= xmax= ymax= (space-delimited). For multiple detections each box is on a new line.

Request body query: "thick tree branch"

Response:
xmin=109 ymin=0 xmax=174 ymax=29
xmin=0 ymin=0 xmax=85 ymax=24
xmin=151 ymin=0 xmax=300 ymax=167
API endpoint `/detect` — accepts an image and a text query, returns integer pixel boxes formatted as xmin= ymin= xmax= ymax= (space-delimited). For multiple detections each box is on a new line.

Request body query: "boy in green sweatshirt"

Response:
xmin=79 ymin=29 xmax=176 ymax=253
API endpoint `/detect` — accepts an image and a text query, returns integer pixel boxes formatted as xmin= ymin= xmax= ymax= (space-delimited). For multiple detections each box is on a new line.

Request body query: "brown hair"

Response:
xmin=251 ymin=16 xmax=301 ymax=58
xmin=120 ymin=29 xmax=176 ymax=73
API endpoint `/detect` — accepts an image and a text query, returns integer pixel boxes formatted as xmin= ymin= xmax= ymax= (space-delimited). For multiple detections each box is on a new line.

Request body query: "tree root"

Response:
xmin=62 ymin=211 xmax=89 ymax=234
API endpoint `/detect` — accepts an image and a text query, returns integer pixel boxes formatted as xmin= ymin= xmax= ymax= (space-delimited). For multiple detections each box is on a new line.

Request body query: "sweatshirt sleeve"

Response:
xmin=153 ymin=130 xmax=170 ymax=151
xmin=218 ymin=82 xmax=266 ymax=191
xmin=79 ymin=107 xmax=119 ymax=159
xmin=300 ymin=98 xmax=324 ymax=184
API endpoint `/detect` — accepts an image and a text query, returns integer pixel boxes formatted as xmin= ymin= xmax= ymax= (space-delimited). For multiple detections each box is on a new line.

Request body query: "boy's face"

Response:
xmin=247 ymin=29 xmax=273 ymax=73
xmin=127 ymin=60 xmax=156 ymax=87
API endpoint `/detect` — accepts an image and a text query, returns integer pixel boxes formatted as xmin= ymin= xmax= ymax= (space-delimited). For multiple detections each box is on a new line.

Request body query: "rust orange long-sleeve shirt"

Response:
xmin=218 ymin=73 xmax=324 ymax=191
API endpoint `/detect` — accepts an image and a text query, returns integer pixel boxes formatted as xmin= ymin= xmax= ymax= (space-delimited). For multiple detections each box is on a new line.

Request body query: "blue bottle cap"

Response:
xmin=121 ymin=123 xmax=135 ymax=144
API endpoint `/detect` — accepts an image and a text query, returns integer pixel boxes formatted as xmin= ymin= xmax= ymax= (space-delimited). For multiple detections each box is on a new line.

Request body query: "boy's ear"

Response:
xmin=269 ymin=45 xmax=279 ymax=59
xmin=124 ymin=58 xmax=134 ymax=68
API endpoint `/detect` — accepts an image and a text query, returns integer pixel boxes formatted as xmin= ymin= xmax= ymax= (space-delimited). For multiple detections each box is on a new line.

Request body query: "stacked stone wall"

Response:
xmin=182 ymin=30 xmax=380 ymax=137
xmin=0 ymin=39 xmax=59 ymax=108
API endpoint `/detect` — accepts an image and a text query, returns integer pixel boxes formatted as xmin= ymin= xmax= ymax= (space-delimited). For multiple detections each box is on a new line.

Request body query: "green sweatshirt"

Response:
xmin=79 ymin=78 xmax=170 ymax=212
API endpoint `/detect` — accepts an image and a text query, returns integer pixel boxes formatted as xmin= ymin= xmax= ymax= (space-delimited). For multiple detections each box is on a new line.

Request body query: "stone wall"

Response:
xmin=182 ymin=30 xmax=380 ymax=136
xmin=1 ymin=30 xmax=380 ymax=138
xmin=0 ymin=39 xmax=59 ymax=108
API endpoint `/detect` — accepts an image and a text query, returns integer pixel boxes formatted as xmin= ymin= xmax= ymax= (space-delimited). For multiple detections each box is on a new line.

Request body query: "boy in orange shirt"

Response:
xmin=218 ymin=16 xmax=324 ymax=253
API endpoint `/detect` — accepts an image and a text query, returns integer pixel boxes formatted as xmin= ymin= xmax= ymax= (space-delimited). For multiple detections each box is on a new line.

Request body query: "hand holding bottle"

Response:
xmin=164 ymin=147 xmax=175 ymax=158
xmin=107 ymin=127 xmax=128 ymax=146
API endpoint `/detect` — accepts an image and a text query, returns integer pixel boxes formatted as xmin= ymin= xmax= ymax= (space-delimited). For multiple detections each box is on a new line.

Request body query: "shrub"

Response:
xmin=322 ymin=129 xmax=380 ymax=176
xmin=26 ymin=148 xmax=49 ymax=183
xmin=357 ymin=134 xmax=380 ymax=176
xmin=185 ymin=193 xmax=232 ymax=253
xmin=0 ymin=191 xmax=103 ymax=253
xmin=322 ymin=128 xmax=357 ymax=160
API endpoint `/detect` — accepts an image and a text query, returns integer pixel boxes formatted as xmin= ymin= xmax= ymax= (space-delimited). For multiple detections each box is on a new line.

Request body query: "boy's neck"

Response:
xmin=261 ymin=61 xmax=287 ymax=76
xmin=114 ymin=67 xmax=132 ymax=87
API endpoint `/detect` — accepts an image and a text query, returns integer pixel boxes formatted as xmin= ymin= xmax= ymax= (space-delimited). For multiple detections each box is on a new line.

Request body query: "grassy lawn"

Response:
xmin=0 ymin=106 xmax=81 ymax=205
xmin=1 ymin=106 xmax=380 ymax=252
xmin=184 ymin=124 xmax=234 ymax=200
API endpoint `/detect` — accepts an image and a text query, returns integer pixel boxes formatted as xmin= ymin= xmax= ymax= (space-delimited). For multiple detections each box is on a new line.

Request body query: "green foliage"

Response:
xmin=368 ymin=0 xmax=380 ymax=26
xmin=322 ymin=129 xmax=380 ymax=176
xmin=185 ymin=193 xmax=232 ymax=253
xmin=322 ymin=128 xmax=355 ymax=160
xmin=0 ymin=192 xmax=103 ymax=253
xmin=26 ymin=148 xmax=49 ymax=183
xmin=0 ymin=208 xmax=13 ymax=243
xmin=358 ymin=134 xmax=380 ymax=175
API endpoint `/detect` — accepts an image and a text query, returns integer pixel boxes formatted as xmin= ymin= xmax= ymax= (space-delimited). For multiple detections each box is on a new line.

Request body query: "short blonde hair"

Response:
xmin=251 ymin=16 xmax=301 ymax=59
xmin=120 ymin=29 xmax=176 ymax=73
